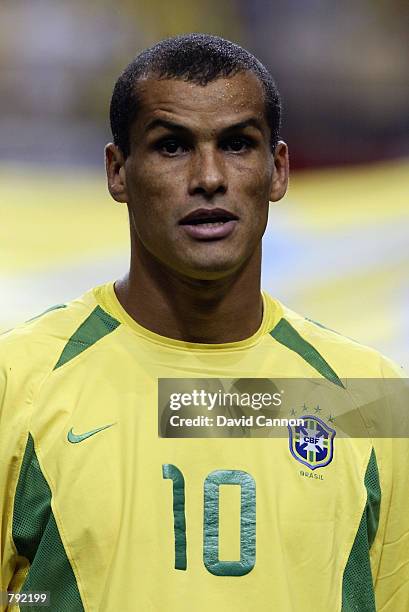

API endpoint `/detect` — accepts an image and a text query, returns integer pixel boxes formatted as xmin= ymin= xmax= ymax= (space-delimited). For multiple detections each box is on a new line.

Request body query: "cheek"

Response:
xmin=127 ymin=166 xmax=179 ymax=220
xmin=234 ymin=167 xmax=272 ymax=237
xmin=233 ymin=157 xmax=273 ymax=194
xmin=126 ymin=167 xmax=186 ymax=248
xmin=234 ymin=166 xmax=272 ymax=212
xmin=128 ymin=166 xmax=162 ymax=203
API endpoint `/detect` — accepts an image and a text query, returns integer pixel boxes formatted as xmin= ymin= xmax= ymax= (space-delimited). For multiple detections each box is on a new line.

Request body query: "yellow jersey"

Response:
xmin=0 ymin=282 xmax=408 ymax=611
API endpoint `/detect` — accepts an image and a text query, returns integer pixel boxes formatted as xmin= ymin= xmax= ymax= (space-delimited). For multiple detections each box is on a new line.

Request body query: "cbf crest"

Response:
xmin=288 ymin=415 xmax=335 ymax=470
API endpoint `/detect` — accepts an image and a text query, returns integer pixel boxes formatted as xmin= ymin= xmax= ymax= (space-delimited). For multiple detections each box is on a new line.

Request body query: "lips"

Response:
xmin=179 ymin=208 xmax=238 ymax=225
xmin=179 ymin=208 xmax=239 ymax=240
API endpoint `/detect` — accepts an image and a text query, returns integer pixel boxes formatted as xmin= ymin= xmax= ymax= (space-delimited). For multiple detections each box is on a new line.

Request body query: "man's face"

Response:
xmin=107 ymin=71 xmax=288 ymax=280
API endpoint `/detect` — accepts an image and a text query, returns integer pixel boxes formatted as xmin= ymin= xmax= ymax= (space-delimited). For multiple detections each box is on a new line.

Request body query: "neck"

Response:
xmin=114 ymin=242 xmax=263 ymax=344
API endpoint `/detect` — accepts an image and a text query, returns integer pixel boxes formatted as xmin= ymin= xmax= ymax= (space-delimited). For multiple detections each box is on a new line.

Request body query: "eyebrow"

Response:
xmin=144 ymin=117 xmax=264 ymax=135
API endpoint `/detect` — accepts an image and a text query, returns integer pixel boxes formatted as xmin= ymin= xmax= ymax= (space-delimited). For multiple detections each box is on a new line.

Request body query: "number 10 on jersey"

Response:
xmin=163 ymin=465 xmax=256 ymax=576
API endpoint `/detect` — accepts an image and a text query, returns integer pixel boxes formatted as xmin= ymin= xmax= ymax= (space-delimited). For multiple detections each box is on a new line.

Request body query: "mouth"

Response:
xmin=179 ymin=208 xmax=239 ymax=241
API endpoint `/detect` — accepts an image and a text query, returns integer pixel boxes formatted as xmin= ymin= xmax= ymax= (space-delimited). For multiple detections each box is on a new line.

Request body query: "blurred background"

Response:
xmin=1 ymin=0 xmax=408 ymax=365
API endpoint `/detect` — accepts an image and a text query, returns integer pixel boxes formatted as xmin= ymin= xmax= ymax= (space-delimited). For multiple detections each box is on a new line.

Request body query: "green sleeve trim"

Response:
xmin=1 ymin=305 xmax=68 ymax=336
xmin=342 ymin=448 xmax=381 ymax=611
xmin=54 ymin=305 xmax=120 ymax=370
xmin=25 ymin=304 xmax=67 ymax=323
xmin=270 ymin=318 xmax=344 ymax=387
xmin=13 ymin=434 xmax=84 ymax=611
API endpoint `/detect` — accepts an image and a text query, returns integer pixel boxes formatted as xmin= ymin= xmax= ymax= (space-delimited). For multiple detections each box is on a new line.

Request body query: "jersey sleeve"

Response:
xmin=0 ymin=332 xmax=34 ymax=597
xmin=371 ymin=356 xmax=409 ymax=611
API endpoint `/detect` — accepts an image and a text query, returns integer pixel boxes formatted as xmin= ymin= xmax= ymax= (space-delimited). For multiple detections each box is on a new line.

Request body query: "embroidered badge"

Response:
xmin=288 ymin=415 xmax=335 ymax=470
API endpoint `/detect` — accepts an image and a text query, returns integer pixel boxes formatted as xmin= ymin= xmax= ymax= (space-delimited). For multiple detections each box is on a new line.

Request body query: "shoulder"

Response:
xmin=0 ymin=288 xmax=109 ymax=479
xmin=0 ymin=287 xmax=106 ymax=403
xmin=268 ymin=297 xmax=405 ymax=379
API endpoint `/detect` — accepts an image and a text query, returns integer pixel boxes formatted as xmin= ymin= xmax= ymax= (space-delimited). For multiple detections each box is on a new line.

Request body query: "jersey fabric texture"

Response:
xmin=0 ymin=281 xmax=408 ymax=612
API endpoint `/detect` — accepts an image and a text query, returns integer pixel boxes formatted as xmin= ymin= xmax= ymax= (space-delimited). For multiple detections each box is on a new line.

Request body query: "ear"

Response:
xmin=105 ymin=143 xmax=128 ymax=203
xmin=269 ymin=141 xmax=289 ymax=203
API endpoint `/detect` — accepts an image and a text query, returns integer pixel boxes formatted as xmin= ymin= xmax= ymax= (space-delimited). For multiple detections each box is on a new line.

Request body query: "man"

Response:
xmin=0 ymin=34 xmax=408 ymax=612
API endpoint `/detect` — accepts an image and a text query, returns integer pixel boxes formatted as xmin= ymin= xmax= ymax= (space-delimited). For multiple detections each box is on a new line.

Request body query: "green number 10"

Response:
xmin=162 ymin=465 xmax=256 ymax=576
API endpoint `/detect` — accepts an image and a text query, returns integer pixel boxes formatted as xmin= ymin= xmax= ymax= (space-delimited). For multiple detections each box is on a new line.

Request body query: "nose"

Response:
xmin=188 ymin=146 xmax=227 ymax=197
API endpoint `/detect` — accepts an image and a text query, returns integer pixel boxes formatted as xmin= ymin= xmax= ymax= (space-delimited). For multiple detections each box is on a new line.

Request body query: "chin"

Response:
xmin=178 ymin=257 xmax=245 ymax=281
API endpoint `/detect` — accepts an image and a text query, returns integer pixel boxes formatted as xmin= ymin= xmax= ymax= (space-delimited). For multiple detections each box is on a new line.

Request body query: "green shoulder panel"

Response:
xmin=270 ymin=318 xmax=344 ymax=388
xmin=13 ymin=434 xmax=84 ymax=611
xmin=342 ymin=448 xmax=381 ymax=611
xmin=54 ymin=305 xmax=120 ymax=370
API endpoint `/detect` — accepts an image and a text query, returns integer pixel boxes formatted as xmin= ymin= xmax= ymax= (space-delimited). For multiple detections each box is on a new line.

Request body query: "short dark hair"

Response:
xmin=110 ymin=33 xmax=282 ymax=157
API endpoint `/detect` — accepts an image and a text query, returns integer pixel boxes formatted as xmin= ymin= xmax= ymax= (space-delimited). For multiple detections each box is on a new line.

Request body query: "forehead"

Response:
xmin=133 ymin=71 xmax=267 ymax=130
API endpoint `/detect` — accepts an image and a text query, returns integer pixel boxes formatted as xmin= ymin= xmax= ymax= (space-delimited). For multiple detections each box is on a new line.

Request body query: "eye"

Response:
xmin=156 ymin=138 xmax=188 ymax=156
xmin=223 ymin=137 xmax=252 ymax=153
